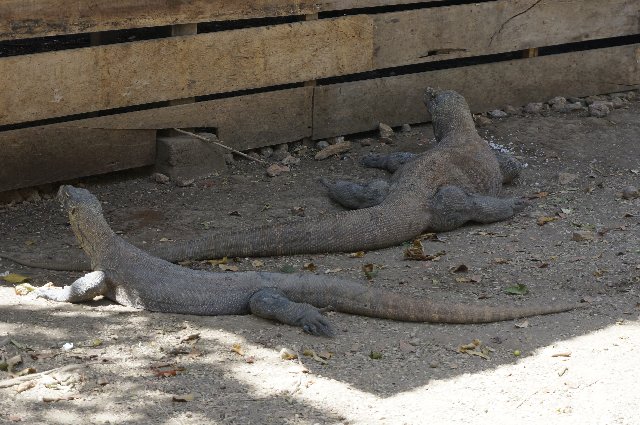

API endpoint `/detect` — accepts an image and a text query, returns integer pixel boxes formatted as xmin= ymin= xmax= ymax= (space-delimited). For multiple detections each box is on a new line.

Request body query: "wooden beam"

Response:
xmin=313 ymin=44 xmax=640 ymax=139
xmin=372 ymin=0 xmax=640 ymax=68
xmin=0 ymin=16 xmax=372 ymax=126
xmin=0 ymin=128 xmax=156 ymax=192
xmin=0 ymin=0 xmax=435 ymax=41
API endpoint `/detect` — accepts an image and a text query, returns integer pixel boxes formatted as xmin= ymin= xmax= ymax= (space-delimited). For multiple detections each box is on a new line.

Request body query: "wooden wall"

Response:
xmin=1 ymin=0 xmax=639 ymax=191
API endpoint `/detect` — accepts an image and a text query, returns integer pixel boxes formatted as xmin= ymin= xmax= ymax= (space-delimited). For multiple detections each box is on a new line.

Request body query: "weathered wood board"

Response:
xmin=0 ymin=128 xmax=156 ymax=192
xmin=70 ymin=87 xmax=314 ymax=151
xmin=0 ymin=0 xmax=432 ymax=40
xmin=313 ymin=44 xmax=640 ymax=139
xmin=373 ymin=0 xmax=640 ymax=68
xmin=0 ymin=16 xmax=372 ymax=126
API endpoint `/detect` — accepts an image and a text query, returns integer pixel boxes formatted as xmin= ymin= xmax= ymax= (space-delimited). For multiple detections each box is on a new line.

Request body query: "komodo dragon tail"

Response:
xmin=279 ymin=276 xmax=580 ymax=324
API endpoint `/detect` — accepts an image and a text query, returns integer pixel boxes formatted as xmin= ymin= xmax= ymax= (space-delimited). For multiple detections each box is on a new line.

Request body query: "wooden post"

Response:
xmin=523 ymin=47 xmax=539 ymax=58
xmin=166 ymin=23 xmax=199 ymax=135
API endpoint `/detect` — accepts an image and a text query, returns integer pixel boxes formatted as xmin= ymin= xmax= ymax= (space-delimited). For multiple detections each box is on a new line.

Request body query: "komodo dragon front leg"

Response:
xmin=35 ymin=271 xmax=108 ymax=302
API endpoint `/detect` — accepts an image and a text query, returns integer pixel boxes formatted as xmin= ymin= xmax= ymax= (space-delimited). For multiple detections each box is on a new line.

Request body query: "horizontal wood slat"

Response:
xmin=69 ymin=87 xmax=314 ymax=151
xmin=0 ymin=0 xmax=432 ymax=41
xmin=313 ymin=44 xmax=640 ymax=139
xmin=0 ymin=128 xmax=156 ymax=192
xmin=373 ymin=0 xmax=640 ymax=68
xmin=0 ymin=17 xmax=372 ymax=126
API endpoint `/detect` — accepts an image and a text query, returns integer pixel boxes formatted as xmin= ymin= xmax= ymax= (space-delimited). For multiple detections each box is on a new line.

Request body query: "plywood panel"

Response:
xmin=313 ymin=44 xmax=640 ymax=139
xmin=0 ymin=16 xmax=372 ymax=126
xmin=0 ymin=0 xmax=433 ymax=40
xmin=0 ymin=128 xmax=155 ymax=192
xmin=373 ymin=0 xmax=640 ymax=68
xmin=70 ymin=87 xmax=314 ymax=151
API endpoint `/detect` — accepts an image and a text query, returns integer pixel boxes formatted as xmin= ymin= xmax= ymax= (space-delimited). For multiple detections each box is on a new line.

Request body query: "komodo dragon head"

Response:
xmin=57 ymin=185 xmax=111 ymax=258
xmin=424 ymin=87 xmax=477 ymax=142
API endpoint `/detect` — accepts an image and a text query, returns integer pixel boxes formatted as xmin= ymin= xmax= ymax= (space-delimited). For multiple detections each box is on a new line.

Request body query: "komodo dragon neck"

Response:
xmin=35 ymin=185 xmax=581 ymax=337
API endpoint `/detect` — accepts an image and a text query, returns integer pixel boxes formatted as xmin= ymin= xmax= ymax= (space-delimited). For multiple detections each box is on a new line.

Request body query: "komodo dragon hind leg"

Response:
xmin=361 ymin=152 xmax=417 ymax=172
xmin=319 ymin=178 xmax=389 ymax=210
xmin=429 ymin=186 xmax=528 ymax=232
xmin=493 ymin=150 xmax=525 ymax=184
xmin=34 ymin=271 xmax=108 ymax=303
xmin=249 ymin=288 xmax=335 ymax=337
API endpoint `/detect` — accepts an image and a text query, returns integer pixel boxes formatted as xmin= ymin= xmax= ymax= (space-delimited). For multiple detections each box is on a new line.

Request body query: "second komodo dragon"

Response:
xmin=2 ymin=88 xmax=527 ymax=271
xmin=35 ymin=185 xmax=579 ymax=336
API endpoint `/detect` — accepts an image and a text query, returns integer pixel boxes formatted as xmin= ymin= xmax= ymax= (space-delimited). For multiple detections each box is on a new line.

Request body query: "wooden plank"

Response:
xmin=313 ymin=44 xmax=640 ymax=139
xmin=69 ymin=87 xmax=314 ymax=151
xmin=0 ymin=128 xmax=155 ymax=192
xmin=0 ymin=0 xmax=434 ymax=41
xmin=373 ymin=0 xmax=640 ymax=68
xmin=0 ymin=16 xmax=372 ymax=126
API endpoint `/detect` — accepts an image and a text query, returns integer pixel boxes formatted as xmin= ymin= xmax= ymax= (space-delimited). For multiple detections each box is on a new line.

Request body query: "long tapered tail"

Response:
xmin=281 ymin=274 xmax=581 ymax=324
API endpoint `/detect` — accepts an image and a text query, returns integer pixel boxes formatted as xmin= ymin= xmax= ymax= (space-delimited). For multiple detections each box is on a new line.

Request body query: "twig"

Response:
xmin=172 ymin=128 xmax=268 ymax=164
xmin=0 ymin=364 xmax=83 ymax=388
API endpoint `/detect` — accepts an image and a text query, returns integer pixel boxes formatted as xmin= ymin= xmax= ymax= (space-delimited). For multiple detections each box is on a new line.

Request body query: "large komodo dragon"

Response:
xmin=35 ymin=185 xmax=579 ymax=336
xmin=2 ymin=88 xmax=526 ymax=271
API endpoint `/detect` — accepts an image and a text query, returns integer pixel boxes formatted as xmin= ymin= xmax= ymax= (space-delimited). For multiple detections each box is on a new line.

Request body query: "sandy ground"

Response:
xmin=1 ymin=95 xmax=639 ymax=424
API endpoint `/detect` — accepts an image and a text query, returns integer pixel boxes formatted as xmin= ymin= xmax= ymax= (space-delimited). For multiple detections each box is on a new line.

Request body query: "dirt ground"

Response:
xmin=1 ymin=95 xmax=639 ymax=424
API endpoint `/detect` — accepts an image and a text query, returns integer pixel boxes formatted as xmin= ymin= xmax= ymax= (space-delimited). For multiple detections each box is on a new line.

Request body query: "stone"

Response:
xmin=589 ymin=102 xmax=611 ymax=118
xmin=314 ymin=141 xmax=352 ymax=160
xmin=359 ymin=138 xmax=374 ymax=146
xmin=503 ymin=105 xmax=522 ymax=115
xmin=175 ymin=178 xmax=195 ymax=187
xmin=621 ymin=185 xmax=639 ymax=200
xmin=473 ymin=115 xmax=492 ymax=127
xmin=572 ymin=231 xmax=594 ymax=242
xmin=379 ymin=123 xmax=394 ymax=139
xmin=259 ymin=147 xmax=274 ymax=158
xmin=585 ymin=95 xmax=606 ymax=105
xmin=152 ymin=172 xmax=170 ymax=184
xmin=400 ymin=124 xmax=412 ymax=132
xmin=524 ymin=102 xmax=545 ymax=114
xmin=327 ymin=136 xmax=345 ymax=145
xmin=281 ymin=154 xmax=300 ymax=166
xmin=564 ymin=102 xmax=584 ymax=112
xmin=223 ymin=153 xmax=234 ymax=165
xmin=315 ymin=140 xmax=330 ymax=150
xmin=488 ymin=109 xmax=508 ymax=119
xmin=155 ymin=133 xmax=227 ymax=180
xmin=610 ymin=97 xmax=626 ymax=109
xmin=567 ymin=97 xmax=584 ymax=104
xmin=271 ymin=143 xmax=289 ymax=161
xmin=265 ymin=164 xmax=290 ymax=177
xmin=548 ymin=96 xmax=567 ymax=107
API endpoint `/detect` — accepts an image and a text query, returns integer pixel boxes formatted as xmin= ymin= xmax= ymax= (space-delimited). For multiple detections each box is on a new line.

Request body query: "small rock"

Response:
xmin=567 ymin=97 xmax=584 ymax=104
xmin=429 ymin=361 xmax=439 ymax=368
xmin=281 ymin=154 xmax=300 ymax=166
xmin=23 ymin=190 xmax=41 ymax=203
xmin=152 ymin=173 xmax=170 ymax=184
xmin=558 ymin=172 xmax=578 ymax=185
xmin=272 ymin=143 xmax=289 ymax=161
xmin=610 ymin=96 xmax=626 ymax=109
xmin=223 ymin=153 xmax=235 ymax=165
xmin=572 ymin=231 xmax=594 ymax=242
xmin=589 ymin=102 xmax=611 ymax=118
xmin=259 ymin=146 xmax=274 ymax=158
xmin=266 ymin=164 xmax=290 ymax=177
xmin=327 ymin=136 xmax=345 ymax=145
xmin=488 ymin=109 xmax=508 ymax=119
xmin=564 ymin=102 xmax=584 ymax=112
xmin=176 ymin=178 xmax=195 ymax=187
xmin=359 ymin=138 xmax=374 ymax=147
xmin=585 ymin=95 xmax=606 ymax=105
xmin=315 ymin=141 xmax=352 ymax=160
xmin=473 ymin=115 xmax=492 ymax=127
xmin=400 ymin=123 xmax=412 ymax=132
xmin=504 ymin=105 xmax=522 ymax=115
xmin=621 ymin=185 xmax=639 ymax=199
xmin=524 ymin=102 xmax=545 ymax=114
xmin=315 ymin=140 xmax=330 ymax=150
xmin=548 ymin=96 xmax=567 ymax=110
xmin=379 ymin=123 xmax=394 ymax=139
xmin=247 ymin=151 xmax=261 ymax=160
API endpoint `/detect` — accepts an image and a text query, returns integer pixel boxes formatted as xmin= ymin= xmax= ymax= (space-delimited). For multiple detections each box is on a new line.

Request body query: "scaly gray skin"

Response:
xmin=35 ymin=185 xmax=580 ymax=337
xmin=2 ymin=88 xmax=526 ymax=271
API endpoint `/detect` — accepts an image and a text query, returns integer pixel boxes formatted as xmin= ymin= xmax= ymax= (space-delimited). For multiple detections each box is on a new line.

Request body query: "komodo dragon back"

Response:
xmin=33 ymin=184 xmax=582 ymax=337
xmin=3 ymin=87 xmax=526 ymax=271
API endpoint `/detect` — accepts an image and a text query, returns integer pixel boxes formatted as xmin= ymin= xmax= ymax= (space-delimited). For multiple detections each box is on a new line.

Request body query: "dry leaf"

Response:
xmin=279 ymin=348 xmax=298 ymax=360
xmin=362 ymin=264 xmax=378 ymax=280
xmin=2 ymin=273 xmax=30 ymax=284
xmin=515 ymin=320 xmax=529 ymax=328
xmin=14 ymin=283 xmax=36 ymax=295
xmin=251 ymin=260 xmax=264 ymax=268
xmin=219 ymin=264 xmax=239 ymax=272
xmin=348 ymin=251 xmax=365 ymax=258
xmin=231 ymin=343 xmax=244 ymax=356
xmin=404 ymin=239 xmax=445 ymax=261
xmin=537 ymin=216 xmax=557 ymax=226
xmin=303 ymin=263 xmax=317 ymax=272
xmin=303 ymin=349 xmax=328 ymax=364
xmin=324 ymin=268 xmax=343 ymax=274
xmin=551 ymin=352 xmax=572 ymax=358
xmin=172 ymin=393 xmax=194 ymax=402
xmin=493 ymin=257 xmax=510 ymax=264
xmin=208 ymin=257 xmax=228 ymax=265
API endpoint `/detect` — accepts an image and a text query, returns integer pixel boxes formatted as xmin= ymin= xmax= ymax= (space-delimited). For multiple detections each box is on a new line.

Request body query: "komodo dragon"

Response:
xmin=2 ymin=88 xmax=526 ymax=271
xmin=34 ymin=185 xmax=579 ymax=336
